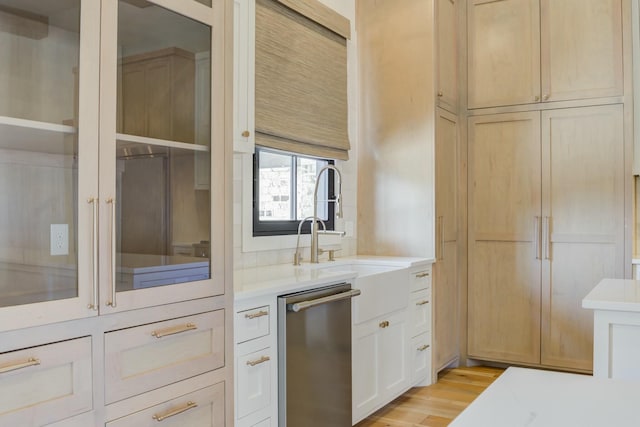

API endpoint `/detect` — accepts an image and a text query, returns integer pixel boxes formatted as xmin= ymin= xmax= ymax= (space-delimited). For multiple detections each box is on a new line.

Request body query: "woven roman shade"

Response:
xmin=255 ymin=0 xmax=350 ymax=160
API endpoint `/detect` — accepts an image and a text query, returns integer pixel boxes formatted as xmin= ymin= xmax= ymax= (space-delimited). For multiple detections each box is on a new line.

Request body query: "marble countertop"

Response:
xmin=451 ymin=367 xmax=640 ymax=427
xmin=234 ymin=255 xmax=432 ymax=301
xmin=582 ymin=278 xmax=640 ymax=312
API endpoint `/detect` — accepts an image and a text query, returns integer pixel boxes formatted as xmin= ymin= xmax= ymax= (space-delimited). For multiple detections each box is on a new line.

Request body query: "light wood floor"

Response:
xmin=355 ymin=367 xmax=504 ymax=427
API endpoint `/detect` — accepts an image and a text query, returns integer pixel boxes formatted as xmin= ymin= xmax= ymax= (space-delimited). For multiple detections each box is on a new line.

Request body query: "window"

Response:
xmin=253 ymin=147 xmax=335 ymax=236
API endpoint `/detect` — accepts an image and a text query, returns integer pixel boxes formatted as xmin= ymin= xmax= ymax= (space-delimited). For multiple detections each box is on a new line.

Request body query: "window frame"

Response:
xmin=252 ymin=147 xmax=335 ymax=236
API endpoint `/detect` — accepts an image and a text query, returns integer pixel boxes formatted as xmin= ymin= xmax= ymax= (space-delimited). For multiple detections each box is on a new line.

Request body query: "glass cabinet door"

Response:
xmin=100 ymin=0 xmax=220 ymax=312
xmin=0 ymin=0 xmax=100 ymax=331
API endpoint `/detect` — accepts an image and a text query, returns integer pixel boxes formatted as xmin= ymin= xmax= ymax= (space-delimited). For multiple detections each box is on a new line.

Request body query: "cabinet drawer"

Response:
xmin=105 ymin=310 xmax=225 ymax=403
xmin=411 ymin=268 xmax=432 ymax=292
xmin=237 ymin=347 xmax=273 ymax=419
xmin=411 ymin=332 xmax=432 ymax=383
xmin=235 ymin=306 xmax=270 ymax=343
xmin=106 ymin=382 xmax=225 ymax=427
xmin=0 ymin=337 xmax=92 ymax=427
xmin=411 ymin=289 xmax=432 ymax=336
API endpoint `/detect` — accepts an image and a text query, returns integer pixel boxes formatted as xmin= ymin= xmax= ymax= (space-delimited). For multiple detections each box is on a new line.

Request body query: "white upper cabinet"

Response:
xmin=468 ymin=0 xmax=623 ymax=109
xmin=233 ymin=0 xmax=255 ymax=153
xmin=0 ymin=0 xmax=100 ymax=331
xmin=0 ymin=0 xmax=225 ymax=330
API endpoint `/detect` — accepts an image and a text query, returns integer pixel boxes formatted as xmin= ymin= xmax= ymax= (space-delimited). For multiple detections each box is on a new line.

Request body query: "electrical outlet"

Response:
xmin=50 ymin=224 xmax=69 ymax=256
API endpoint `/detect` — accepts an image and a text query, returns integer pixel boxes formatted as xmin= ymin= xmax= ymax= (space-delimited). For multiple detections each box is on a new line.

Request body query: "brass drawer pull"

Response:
xmin=152 ymin=401 xmax=198 ymax=422
xmin=0 ymin=357 xmax=41 ymax=374
xmin=417 ymin=344 xmax=430 ymax=352
xmin=379 ymin=320 xmax=390 ymax=328
xmin=415 ymin=272 xmax=430 ymax=278
xmin=416 ymin=300 xmax=430 ymax=306
xmin=245 ymin=310 xmax=268 ymax=320
xmin=246 ymin=355 xmax=271 ymax=367
xmin=151 ymin=323 xmax=197 ymax=338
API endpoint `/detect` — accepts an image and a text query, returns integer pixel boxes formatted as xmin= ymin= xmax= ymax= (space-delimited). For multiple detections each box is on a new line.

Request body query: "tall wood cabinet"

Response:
xmin=357 ymin=0 xmax=461 ymax=376
xmin=0 ymin=1 xmax=233 ymax=425
xmin=468 ymin=0 xmax=623 ymax=109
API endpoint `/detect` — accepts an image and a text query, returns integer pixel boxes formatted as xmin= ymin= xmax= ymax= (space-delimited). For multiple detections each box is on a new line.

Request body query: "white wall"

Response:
xmin=232 ymin=0 xmax=359 ymax=269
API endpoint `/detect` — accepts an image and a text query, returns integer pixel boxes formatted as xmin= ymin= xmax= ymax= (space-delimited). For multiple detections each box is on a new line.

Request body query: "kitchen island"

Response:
xmin=583 ymin=278 xmax=640 ymax=379
xmin=451 ymin=367 xmax=640 ymax=427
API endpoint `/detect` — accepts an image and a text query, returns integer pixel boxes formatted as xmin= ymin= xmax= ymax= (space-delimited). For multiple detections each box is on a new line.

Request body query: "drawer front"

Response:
xmin=105 ymin=310 xmax=224 ymax=403
xmin=235 ymin=306 xmax=270 ymax=343
xmin=411 ymin=268 xmax=432 ymax=292
xmin=411 ymin=289 xmax=432 ymax=336
xmin=237 ymin=347 xmax=273 ymax=419
xmin=107 ymin=382 xmax=225 ymax=427
xmin=252 ymin=418 xmax=271 ymax=427
xmin=0 ymin=337 xmax=92 ymax=427
xmin=411 ymin=332 xmax=432 ymax=383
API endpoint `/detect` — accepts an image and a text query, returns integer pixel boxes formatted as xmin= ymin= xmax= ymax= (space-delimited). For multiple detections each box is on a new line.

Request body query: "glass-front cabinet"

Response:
xmin=0 ymin=0 xmax=222 ymax=330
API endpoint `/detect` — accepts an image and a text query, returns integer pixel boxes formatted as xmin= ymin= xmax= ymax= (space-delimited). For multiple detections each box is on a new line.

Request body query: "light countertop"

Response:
xmin=582 ymin=278 xmax=640 ymax=312
xmin=234 ymin=255 xmax=432 ymax=301
xmin=451 ymin=367 xmax=640 ymax=427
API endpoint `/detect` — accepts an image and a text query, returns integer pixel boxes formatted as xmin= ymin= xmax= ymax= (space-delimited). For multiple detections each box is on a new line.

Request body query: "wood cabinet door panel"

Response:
xmin=541 ymin=105 xmax=625 ymax=370
xmin=435 ymin=109 xmax=458 ymax=243
xmin=434 ymin=241 xmax=458 ymax=370
xmin=468 ymin=112 xmax=542 ymax=364
xmin=436 ymin=0 xmax=457 ymax=112
xmin=468 ymin=0 xmax=540 ymax=108
xmin=541 ymin=0 xmax=623 ymax=102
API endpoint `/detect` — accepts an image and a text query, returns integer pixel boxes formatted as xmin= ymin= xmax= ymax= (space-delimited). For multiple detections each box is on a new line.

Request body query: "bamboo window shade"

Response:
xmin=255 ymin=0 xmax=351 ymax=160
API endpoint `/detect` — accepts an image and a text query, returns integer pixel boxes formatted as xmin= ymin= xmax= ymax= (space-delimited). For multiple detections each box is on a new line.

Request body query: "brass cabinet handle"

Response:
xmin=152 ymin=401 xmax=198 ymax=422
xmin=88 ymin=197 xmax=99 ymax=310
xmin=415 ymin=272 xmax=430 ymax=278
xmin=246 ymin=355 xmax=271 ymax=367
xmin=416 ymin=300 xmax=430 ymax=306
xmin=152 ymin=323 xmax=197 ymax=338
xmin=543 ymin=94 xmax=550 ymax=101
xmin=0 ymin=357 xmax=40 ymax=374
xmin=534 ymin=95 xmax=540 ymax=102
xmin=437 ymin=90 xmax=444 ymax=97
xmin=106 ymin=197 xmax=116 ymax=308
xmin=245 ymin=310 xmax=268 ymax=320
xmin=241 ymin=130 xmax=250 ymax=137
xmin=417 ymin=344 xmax=430 ymax=352
xmin=379 ymin=320 xmax=390 ymax=328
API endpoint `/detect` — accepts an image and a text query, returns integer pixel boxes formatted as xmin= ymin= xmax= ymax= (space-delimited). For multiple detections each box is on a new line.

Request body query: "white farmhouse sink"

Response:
xmin=315 ymin=262 xmax=410 ymax=324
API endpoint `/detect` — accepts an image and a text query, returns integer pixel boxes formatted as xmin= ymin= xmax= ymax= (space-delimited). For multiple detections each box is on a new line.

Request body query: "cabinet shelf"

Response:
xmin=116 ymin=133 xmax=210 ymax=153
xmin=0 ymin=116 xmax=77 ymax=155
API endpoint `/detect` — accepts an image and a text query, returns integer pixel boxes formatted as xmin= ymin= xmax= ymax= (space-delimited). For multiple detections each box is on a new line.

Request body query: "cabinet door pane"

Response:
xmin=0 ymin=0 xmax=81 ymax=307
xmin=467 ymin=0 xmax=540 ymax=109
xmin=468 ymin=112 xmax=542 ymax=364
xmin=115 ymin=1 xmax=212 ymax=292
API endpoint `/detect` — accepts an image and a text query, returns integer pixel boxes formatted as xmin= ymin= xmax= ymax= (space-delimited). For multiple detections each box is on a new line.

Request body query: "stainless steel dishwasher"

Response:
xmin=278 ymin=282 xmax=361 ymax=426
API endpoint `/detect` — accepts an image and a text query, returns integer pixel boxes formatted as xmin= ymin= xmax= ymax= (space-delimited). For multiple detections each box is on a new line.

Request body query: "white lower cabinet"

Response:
xmin=409 ymin=266 xmax=433 ymax=385
xmin=237 ymin=347 xmax=273 ymax=419
xmin=353 ymin=309 xmax=410 ymax=424
xmin=234 ymin=298 xmax=277 ymax=427
xmin=106 ymin=382 xmax=225 ymax=427
xmin=0 ymin=336 xmax=92 ymax=427
xmin=104 ymin=310 xmax=225 ymax=404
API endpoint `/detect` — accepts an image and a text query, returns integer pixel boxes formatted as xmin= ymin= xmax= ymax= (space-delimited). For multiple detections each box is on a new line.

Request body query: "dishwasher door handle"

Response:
xmin=287 ymin=289 xmax=361 ymax=313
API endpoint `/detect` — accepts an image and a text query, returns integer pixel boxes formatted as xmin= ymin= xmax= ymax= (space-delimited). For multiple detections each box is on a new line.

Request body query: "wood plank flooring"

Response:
xmin=355 ymin=367 xmax=504 ymax=427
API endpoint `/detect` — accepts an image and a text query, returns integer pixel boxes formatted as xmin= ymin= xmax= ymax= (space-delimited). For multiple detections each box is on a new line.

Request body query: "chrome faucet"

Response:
xmin=311 ymin=165 xmax=344 ymax=263
xmin=293 ymin=216 xmax=325 ymax=266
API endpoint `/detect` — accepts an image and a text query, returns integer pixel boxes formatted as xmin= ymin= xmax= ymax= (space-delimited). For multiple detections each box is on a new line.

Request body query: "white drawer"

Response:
xmin=411 ymin=267 xmax=432 ymax=292
xmin=237 ymin=347 xmax=273 ymax=419
xmin=252 ymin=418 xmax=271 ymax=427
xmin=235 ymin=306 xmax=270 ymax=343
xmin=411 ymin=332 xmax=432 ymax=383
xmin=106 ymin=383 xmax=225 ymax=427
xmin=411 ymin=288 xmax=431 ymax=336
xmin=105 ymin=310 xmax=225 ymax=403
xmin=0 ymin=337 xmax=92 ymax=427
